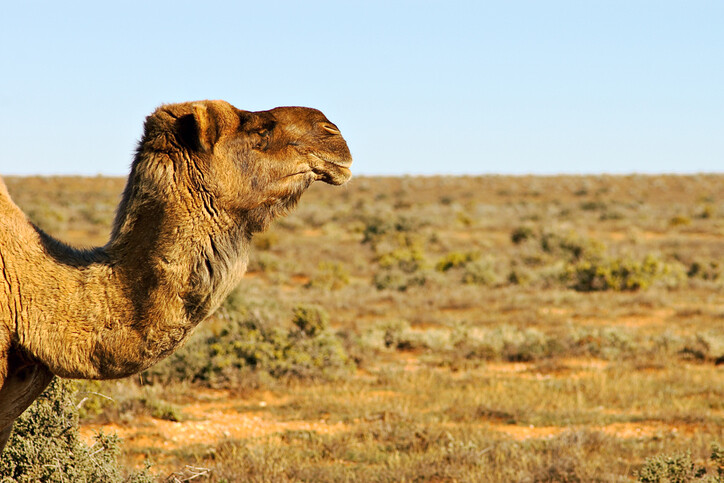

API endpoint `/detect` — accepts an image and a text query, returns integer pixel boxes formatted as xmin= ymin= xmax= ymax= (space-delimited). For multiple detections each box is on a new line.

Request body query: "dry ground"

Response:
xmin=4 ymin=174 xmax=724 ymax=482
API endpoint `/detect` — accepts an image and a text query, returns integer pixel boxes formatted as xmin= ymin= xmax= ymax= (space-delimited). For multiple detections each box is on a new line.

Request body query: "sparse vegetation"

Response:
xmin=4 ymin=174 xmax=724 ymax=481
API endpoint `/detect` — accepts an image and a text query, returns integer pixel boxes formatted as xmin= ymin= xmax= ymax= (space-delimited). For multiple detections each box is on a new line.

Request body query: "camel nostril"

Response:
xmin=321 ymin=123 xmax=340 ymax=135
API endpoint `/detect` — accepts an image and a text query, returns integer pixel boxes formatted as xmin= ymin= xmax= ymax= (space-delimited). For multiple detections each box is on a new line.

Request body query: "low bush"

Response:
xmin=697 ymin=204 xmax=716 ymax=219
xmin=451 ymin=325 xmax=553 ymax=362
xmin=0 ymin=379 xmax=152 ymax=482
xmin=540 ymin=231 xmax=604 ymax=262
xmin=376 ymin=235 xmax=427 ymax=273
xmin=461 ymin=258 xmax=500 ymax=286
xmin=580 ymin=200 xmax=607 ymax=211
xmin=306 ymin=261 xmax=350 ymax=290
xmin=370 ymin=232 xmax=431 ymax=291
xmin=435 ymin=251 xmax=480 ymax=272
xmin=637 ymin=443 xmax=724 ymax=482
xmin=680 ymin=332 xmax=724 ymax=362
xmin=567 ymin=254 xmax=684 ymax=292
xmin=511 ymin=226 xmax=535 ymax=244
xmin=144 ymin=304 xmax=353 ymax=385
xmin=669 ymin=214 xmax=692 ymax=227
xmin=687 ymin=260 xmax=721 ymax=281
xmin=373 ymin=267 xmax=429 ymax=291
xmin=361 ymin=214 xmax=423 ymax=246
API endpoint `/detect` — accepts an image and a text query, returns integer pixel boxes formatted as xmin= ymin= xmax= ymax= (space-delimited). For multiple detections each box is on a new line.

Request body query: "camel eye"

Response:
xmin=253 ymin=130 xmax=270 ymax=150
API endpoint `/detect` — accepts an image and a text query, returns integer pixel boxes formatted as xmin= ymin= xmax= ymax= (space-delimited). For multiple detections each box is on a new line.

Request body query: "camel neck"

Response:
xmin=10 ymin=193 xmax=251 ymax=380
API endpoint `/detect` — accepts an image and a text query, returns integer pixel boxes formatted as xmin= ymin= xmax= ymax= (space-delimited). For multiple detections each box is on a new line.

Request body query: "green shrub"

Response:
xmin=376 ymin=235 xmax=427 ymax=273
xmin=373 ymin=267 xmax=429 ymax=291
xmin=687 ymin=260 xmax=721 ymax=281
xmin=144 ymin=304 xmax=353 ymax=385
xmin=358 ymin=320 xmax=450 ymax=354
xmin=571 ymin=326 xmax=638 ymax=359
xmin=371 ymin=232 xmax=430 ymax=291
xmin=307 ymin=261 xmax=350 ymax=290
xmin=449 ymin=325 xmax=553 ymax=362
xmin=697 ymin=204 xmax=716 ymax=219
xmin=461 ymin=258 xmax=500 ymax=286
xmin=599 ymin=210 xmax=624 ymax=220
xmin=500 ymin=327 xmax=550 ymax=362
xmin=455 ymin=211 xmax=473 ymax=227
xmin=540 ymin=231 xmax=604 ymax=262
xmin=711 ymin=443 xmax=724 ymax=482
xmin=567 ymin=254 xmax=683 ymax=292
xmin=670 ymin=214 xmax=692 ymax=227
xmin=511 ymin=226 xmax=535 ymax=244
xmin=144 ymin=398 xmax=183 ymax=422
xmin=637 ymin=449 xmax=717 ymax=482
xmin=680 ymin=332 xmax=724 ymax=362
xmin=361 ymin=214 xmax=422 ymax=245
xmin=580 ymin=200 xmax=607 ymax=211
xmin=434 ymin=250 xmax=498 ymax=286
xmin=0 ymin=379 xmax=152 ymax=482
xmin=435 ymin=251 xmax=480 ymax=272
xmin=379 ymin=319 xmax=414 ymax=350
xmin=507 ymin=267 xmax=533 ymax=286
xmin=292 ymin=305 xmax=330 ymax=337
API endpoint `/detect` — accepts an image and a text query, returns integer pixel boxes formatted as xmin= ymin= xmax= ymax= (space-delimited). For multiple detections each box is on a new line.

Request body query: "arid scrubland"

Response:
xmin=2 ymin=174 xmax=724 ymax=482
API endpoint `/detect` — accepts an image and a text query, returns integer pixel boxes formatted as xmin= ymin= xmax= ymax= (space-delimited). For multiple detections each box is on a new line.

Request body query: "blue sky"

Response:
xmin=1 ymin=1 xmax=722 ymax=176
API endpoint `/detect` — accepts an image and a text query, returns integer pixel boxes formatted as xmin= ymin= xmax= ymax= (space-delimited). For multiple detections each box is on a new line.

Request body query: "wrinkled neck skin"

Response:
xmin=0 ymin=162 xmax=284 ymax=381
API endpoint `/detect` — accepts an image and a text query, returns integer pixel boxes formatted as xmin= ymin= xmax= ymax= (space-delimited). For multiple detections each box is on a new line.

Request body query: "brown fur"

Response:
xmin=0 ymin=100 xmax=352 ymax=451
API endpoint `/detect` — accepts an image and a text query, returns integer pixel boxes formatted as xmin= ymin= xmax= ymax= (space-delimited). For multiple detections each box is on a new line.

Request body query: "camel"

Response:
xmin=0 ymin=100 xmax=352 ymax=452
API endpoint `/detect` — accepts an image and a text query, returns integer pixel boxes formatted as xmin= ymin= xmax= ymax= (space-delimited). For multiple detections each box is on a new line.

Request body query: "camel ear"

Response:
xmin=176 ymin=104 xmax=219 ymax=152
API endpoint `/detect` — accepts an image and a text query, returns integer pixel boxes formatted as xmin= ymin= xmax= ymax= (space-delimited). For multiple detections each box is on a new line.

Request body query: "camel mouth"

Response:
xmin=309 ymin=154 xmax=352 ymax=186
xmin=312 ymin=162 xmax=352 ymax=186
xmin=328 ymin=158 xmax=352 ymax=169
xmin=281 ymin=170 xmax=314 ymax=180
xmin=279 ymin=163 xmax=350 ymax=186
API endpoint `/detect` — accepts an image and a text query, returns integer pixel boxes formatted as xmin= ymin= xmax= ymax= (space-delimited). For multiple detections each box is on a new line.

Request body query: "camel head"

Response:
xmin=0 ymin=101 xmax=350 ymax=452
xmin=117 ymin=100 xmax=352 ymax=236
